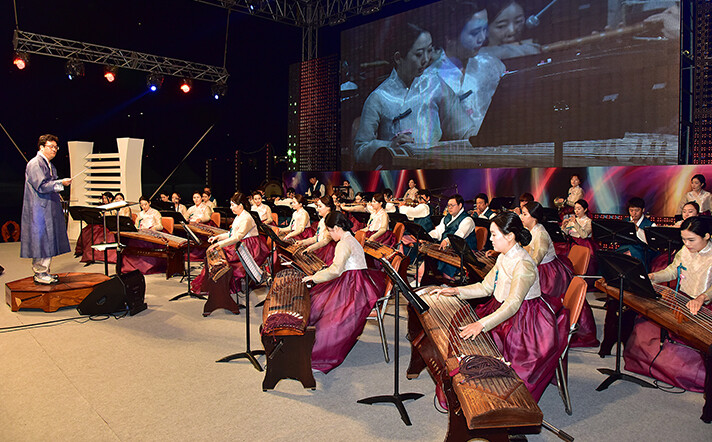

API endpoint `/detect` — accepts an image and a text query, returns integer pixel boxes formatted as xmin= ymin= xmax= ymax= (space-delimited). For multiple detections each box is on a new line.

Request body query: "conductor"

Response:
xmin=21 ymin=134 xmax=72 ymax=284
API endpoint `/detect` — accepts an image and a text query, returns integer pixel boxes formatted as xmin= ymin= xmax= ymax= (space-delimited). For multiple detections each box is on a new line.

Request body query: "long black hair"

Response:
xmin=680 ymin=216 xmax=711 ymax=238
xmin=324 ymin=211 xmax=353 ymax=233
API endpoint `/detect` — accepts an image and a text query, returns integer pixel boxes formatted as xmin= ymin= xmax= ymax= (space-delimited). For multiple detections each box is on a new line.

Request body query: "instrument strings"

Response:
xmin=653 ymin=283 xmax=712 ymax=334
xmin=420 ymin=290 xmax=502 ymax=362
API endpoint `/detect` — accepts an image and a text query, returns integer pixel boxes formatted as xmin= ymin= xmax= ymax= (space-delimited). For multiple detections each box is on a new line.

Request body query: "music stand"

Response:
xmin=645 ymin=226 xmax=682 ymax=266
xmin=213 ymin=207 xmax=233 ymax=227
xmin=543 ymin=220 xmax=568 ymax=244
xmin=595 ymin=251 xmax=657 ymax=392
xmin=403 ymin=221 xmax=435 ymax=288
xmin=448 ymin=235 xmax=486 ymax=285
xmin=160 ymin=210 xmax=187 ymax=224
xmin=70 ymin=206 xmax=104 ymax=265
xmin=169 ymin=222 xmax=205 ymax=301
xmin=490 ymin=196 xmax=515 ymax=212
xmin=358 ymin=256 xmax=429 ymax=426
xmin=105 ymin=214 xmax=137 ymax=275
xmin=151 ymin=200 xmax=172 ymax=211
xmin=216 ymin=242 xmax=267 ymax=371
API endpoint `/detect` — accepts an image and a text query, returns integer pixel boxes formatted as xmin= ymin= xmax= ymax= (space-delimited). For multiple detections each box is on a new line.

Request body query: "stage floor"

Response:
xmin=0 ymin=241 xmax=708 ymax=441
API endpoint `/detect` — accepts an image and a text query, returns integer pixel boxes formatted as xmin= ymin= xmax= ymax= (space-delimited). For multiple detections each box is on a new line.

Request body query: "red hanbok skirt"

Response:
xmin=308 ymin=269 xmax=386 ymax=373
xmin=313 ymin=241 xmax=336 ymax=266
xmin=76 ymin=225 xmax=117 ymax=263
xmin=623 ymin=310 xmax=710 ymax=392
xmin=365 ymin=230 xmax=397 ymax=247
xmin=476 ymin=295 xmax=569 ymax=401
xmin=191 ymin=236 xmax=270 ymax=295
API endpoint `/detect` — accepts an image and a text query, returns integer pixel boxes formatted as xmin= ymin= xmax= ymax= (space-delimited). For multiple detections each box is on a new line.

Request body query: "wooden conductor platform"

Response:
xmin=5 ymin=272 xmax=110 ymax=312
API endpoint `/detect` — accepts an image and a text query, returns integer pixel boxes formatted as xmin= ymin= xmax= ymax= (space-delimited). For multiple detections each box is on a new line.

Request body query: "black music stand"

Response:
xmin=70 ymin=206 xmax=104 ymax=266
xmin=490 ymin=196 xmax=515 ymax=212
xmin=448 ymin=234 xmax=486 ymax=285
xmin=358 ymin=257 xmax=429 ymax=426
xmin=216 ymin=242 xmax=266 ymax=371
xmin=160 ymin=210 xmax=187 ymax=224
xmin=350 ymin=211 xmax=371 ymax=226
xmin=169 ymin=222 xmax=205 ymax=301
xmin=151 ymin=200 xmax=172 ymax=211
xmin=272 ymin=205 xmax=294 ymax=226
xmin=104 ymin=214 xmax=136 ymax=276
xmin=595 ymin=251 xmax=657 ymax=392
xmin=403 ymin=221 xmax=435 ymax=288
xmin=645 ymin=226 xmax=682 ymax=266
xmin=388 ymin=212 xmax=408 ymax=229
xmin=543 ymin=219 xmax=568 ymax=244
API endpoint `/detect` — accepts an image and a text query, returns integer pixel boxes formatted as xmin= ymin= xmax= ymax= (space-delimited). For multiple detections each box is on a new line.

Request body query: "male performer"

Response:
xmin=306 ymin=176 xmax=325 ymax=198
xmin=473 ymin=193 xmax=496 ymax=219
xmin=21 ymin=134 xmax=71 ymax=284
xmin=428 ymin=194 xmax=477 ymax=278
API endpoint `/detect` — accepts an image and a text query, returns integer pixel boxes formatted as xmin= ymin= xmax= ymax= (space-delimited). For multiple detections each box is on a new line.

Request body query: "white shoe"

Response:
xmin=33 ymin=273 xmax=55 ymax=285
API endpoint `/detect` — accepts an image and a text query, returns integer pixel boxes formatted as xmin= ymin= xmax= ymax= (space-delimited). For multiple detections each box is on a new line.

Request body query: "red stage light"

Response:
xmin=104 ymin=72 xmax=115 ymax=82
xmin=103 ymin=66 xmax=117 ymax=83
xmin=180 ymin=78 xmax=192 ymax=94
xmin=13 ymin=52 xmax=27 ymax=70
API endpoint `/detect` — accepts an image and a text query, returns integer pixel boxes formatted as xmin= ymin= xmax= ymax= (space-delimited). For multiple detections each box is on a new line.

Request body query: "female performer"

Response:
xmin=191 ymin=192 xmax=270 ymax=300
xmin=433 ymin=212 xmax=568 ymax=400
xmin=302 ymin=212 xmax=386 ymax=373
xmin=114 ymin=193 xmax=132 ymax=217
xmin=251 ymin=191 xmax=273 ymax=225
xmin=677 ymin=174 xmax=711 ymax=215
xmin=480 ymin=0 xmax=541 ymax=60
xmin=186 ymin=191 xmax=213 ymax=224
xmin=278 ymin=194 xmax=313 ymax=241
xmin=675 ymin=201 xmax=699 ymax=227
xmin=403 ymin=179 xmax=419 ymax=202
xmin=295 ymin=196 xmax=336 ymax=265
xmin=624 ymin=216 xmax=712 ymax=391
xmin=360 ymin=193 xmax=396 ymax=246
xmin=171 ymin=193 xmax=188 ymax=219
xmin=135 ymin=197 xmax=163 ymax=231
xmin=554 ymin=174 xmax=584 ymax=214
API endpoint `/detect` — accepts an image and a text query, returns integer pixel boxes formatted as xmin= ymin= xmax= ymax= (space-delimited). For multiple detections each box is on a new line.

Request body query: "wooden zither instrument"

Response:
xmin=260 ymin=268 xmax=316 ymax=391
xmin=419 ymin=242 xmax=496 ymax=282
xmin=407 ymin=287 xmax=542 ymax=441
xmin=270 ymin=228 xmax=326 ymax=276
xmin=118 ymin=229 xmax=187 ymax=279
xmin=596 ymin=279 xmax=712 ymax=422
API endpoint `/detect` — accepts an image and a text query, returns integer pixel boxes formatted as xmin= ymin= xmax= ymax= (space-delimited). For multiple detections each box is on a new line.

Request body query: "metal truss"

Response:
xmin=13 ymin=30 xmax=229 ymax=83
xmin=193 ymin=0 xmax=404 ymax=29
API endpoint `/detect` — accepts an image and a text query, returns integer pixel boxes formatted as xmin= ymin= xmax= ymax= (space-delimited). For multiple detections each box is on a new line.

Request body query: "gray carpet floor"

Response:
xmin=0 ymin=241 xmax=709 ymax=441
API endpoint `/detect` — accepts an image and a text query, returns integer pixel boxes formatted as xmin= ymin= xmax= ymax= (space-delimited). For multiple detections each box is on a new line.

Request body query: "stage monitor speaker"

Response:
xmin=77 ymin=270 xmax=147 ymax=316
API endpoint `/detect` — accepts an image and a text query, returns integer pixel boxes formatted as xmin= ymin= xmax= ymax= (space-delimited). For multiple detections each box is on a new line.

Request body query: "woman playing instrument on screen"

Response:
xmin=432 ymin=212 xmax=568 ymax=400
xmin=302 ymin=212 xmax=386 ymax=373
xmin=623 ymin=216 xmax=712 ymax=392
xmin=479 ymin=0 xmax=541 ymax=60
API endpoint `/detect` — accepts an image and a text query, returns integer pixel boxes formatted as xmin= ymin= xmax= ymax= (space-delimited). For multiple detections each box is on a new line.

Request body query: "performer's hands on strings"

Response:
xmin=687 ymin=293 xmax=707 ymax=315
xmin=301 ymin=275 xmax=314 ymax=283
xmin=430 ymin=287 xmax=458 ymax=298
xmin=459 ymin=321 xmax=484 ymax=340
xmin=439 ymin=238 xmax=450 ymax=250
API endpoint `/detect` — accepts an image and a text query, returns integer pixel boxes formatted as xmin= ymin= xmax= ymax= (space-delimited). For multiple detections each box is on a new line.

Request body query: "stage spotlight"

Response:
xmin=211 ymin=81 xmax=227 ymax=100
xmin=180 ymin=78 xmax=192 ymax=94
xmin=103 ymin=65 xmax=118 ymax=82
xmin=146 ymin=73 xmax=164 ymax=92
xmin=65 ymin=58 xmax=85 ymax=80
xmin=13 ymin=52 xmax=28 ymax=70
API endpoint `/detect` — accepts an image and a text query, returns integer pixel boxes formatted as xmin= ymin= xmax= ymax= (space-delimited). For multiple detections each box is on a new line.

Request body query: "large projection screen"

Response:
xmin=340 ymin=0 xmax=680 ymax=171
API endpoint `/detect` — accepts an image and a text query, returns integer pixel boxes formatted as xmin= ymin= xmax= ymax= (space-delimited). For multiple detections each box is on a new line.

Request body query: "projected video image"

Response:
xmin=340 ymin=0 xmax=680 ymax=171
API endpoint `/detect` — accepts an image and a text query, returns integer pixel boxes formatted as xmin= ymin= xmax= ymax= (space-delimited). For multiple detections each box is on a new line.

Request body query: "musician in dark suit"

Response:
xmin=302 ymin=212 xmax=386 ymax=373
xmin=617 ymin=196 xmax=658 ymax=271
xmin=306 ymin=176 xmax=325 ymax=199
xmin=20 ymin=134 xmax=71 ymax=285
xmin=624 ymin=216 xmax=712 ymax=393
xmin=429 ymin=194 xmax=477 ymax=278
xmin=432 ymin=212 xmax=569 ymax=401
xmin=473 ymin=193 xmax=496 ymax=219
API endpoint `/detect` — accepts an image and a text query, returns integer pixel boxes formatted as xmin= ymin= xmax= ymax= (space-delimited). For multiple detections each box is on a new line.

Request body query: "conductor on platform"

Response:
xmin=21 ymin=134 xmax=72 ymax=284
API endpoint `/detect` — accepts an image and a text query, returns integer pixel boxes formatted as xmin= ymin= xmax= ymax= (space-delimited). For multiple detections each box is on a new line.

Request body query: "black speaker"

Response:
xmin=77 ymin=270 xmax=147 ymax=316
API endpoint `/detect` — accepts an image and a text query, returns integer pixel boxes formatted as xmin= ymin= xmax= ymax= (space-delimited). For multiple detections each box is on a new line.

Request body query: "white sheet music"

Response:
xmin=236 ymin=242 xmax=263 ymax=284
xmin=97 ymin=201 xmax=128 ymax=211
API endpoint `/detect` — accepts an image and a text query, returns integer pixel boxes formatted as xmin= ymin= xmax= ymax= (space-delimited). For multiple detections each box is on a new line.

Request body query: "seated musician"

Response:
xmin=135 ymin=197 xmax=163 ymax=231
xmin=513 ymin=192 xmax=533 ymax=215
xmin=186 ymin=191 xmax=213 ymax=224
xmin=554 ymin=174 xmax=584 ymax=211
xmin=479 ymin=0 xmax=541 ymax=61
xmin=170 ymin=192 xmax=188 ymax=220
xmin=101 ymin=191 xmax=113 ymax=205
xmin=202 ymin=191 xmax=216 ymax=210
xmin=191 ymin=192 xmax=270 ymax=298
xmin=306 ymin=176 xmax=326 ymax=199
xmin=274 ymin=187 xmax=296 ymax=207
xmin=382 ymin=189 xmax=397 ymax=213
xmin=617 ymin=196 xmax=657 ymax=271
xmin=428 ymin=194 xmax=477 ymax=278
xmin=250 ymin=191 xmax=273 ymax=225
xmin=75 ymin=191 xmax=116 ymax=261
xmin=294 ymin=196 xmax=336 ymax=265
xmin=623 ymin=216 xmax=712 ymax=392
xmin=301 ymin=212 xmax=386 ymax=373
xmin=432 ymin=212 xmax=568 ymax=401
xmin=341 ymin=180 xmax=355 ymax=200
xmin=561 ymin=199 xmax=600 ymax=285
xmin=114 ymin=193 xmax=132 ymax=217
xmin=398 ymin=189 xmax=434 ymax=231
xmin=521 ymin=201 xmax=598 ymax=347
xmin=677 ymin=174 xmax=711 ymax=215
xmin=159 ymin=192 xmax=170 ymax=203
xmin=203 ymin=186 xmax=217 ymax=207
xmin=473 ymin=193 xmax=495 ymax=219
xmin=674 ymin=201 xmax=699 ymax=227
xmin=403 ymin=179 xmax=419 ymax=202
xmin=360 ymin=193 xmax=397 ymax=246
xmin=277 ymin=194 xmax=313 ymax=241
xmin=339 ymin=192 xmax=368 ymax=213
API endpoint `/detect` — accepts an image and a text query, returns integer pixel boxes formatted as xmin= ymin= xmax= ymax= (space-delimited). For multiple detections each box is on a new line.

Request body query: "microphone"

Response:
xmin=526 ymin=0 xmax=560 ymax=28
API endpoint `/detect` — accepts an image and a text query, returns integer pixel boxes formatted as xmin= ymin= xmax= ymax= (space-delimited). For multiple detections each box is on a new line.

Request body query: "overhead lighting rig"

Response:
xmin=13 ymin=51 xmax=28 ymax=69
xmin=65 ymin=58 xmax=84 ymax=80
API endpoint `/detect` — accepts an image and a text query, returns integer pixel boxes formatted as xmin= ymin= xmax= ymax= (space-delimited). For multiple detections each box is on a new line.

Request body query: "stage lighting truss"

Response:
xmin=146 ymin=73 xmax=164 ymax=92
xmin=211 ymin=81 xmax=227 ymax=99
xmin=104 ymin=65 xmax=118 ymax=82
xmin=13 ymin=29 xmax=229 ymax=84
xmin=13 ymin=51 xmax=28 ymax=69
xmin=65 ymin=58 xmax=85 ymax=79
